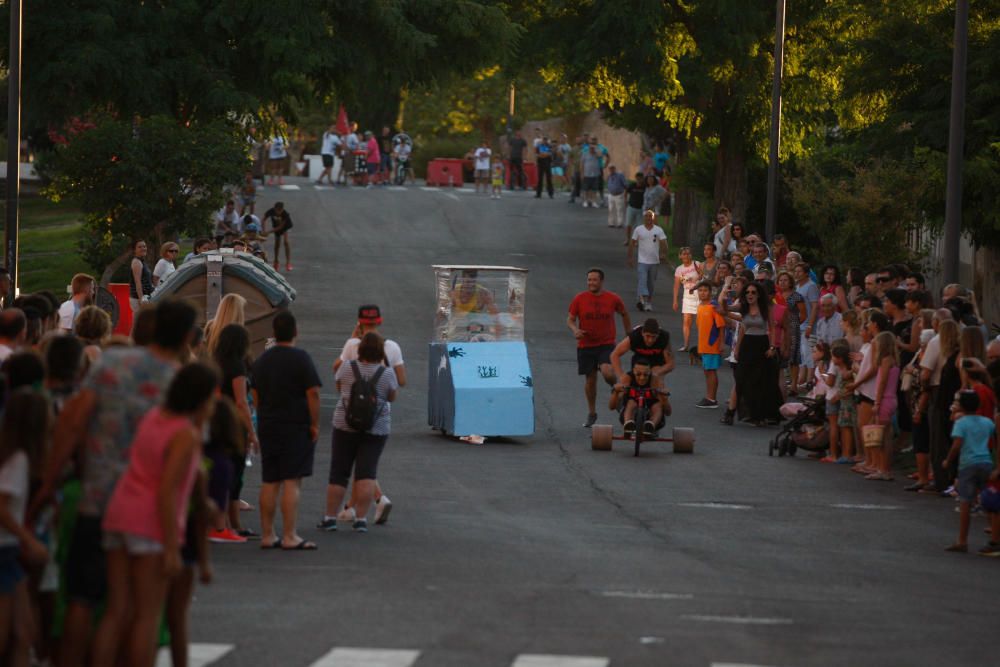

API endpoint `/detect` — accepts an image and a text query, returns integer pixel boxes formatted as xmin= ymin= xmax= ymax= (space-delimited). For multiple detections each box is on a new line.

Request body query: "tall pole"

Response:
xmin=942 ymin=0 xmax=968 ymax=284
xmin=4 ymin=0 xmax=23 ymax=305
xmin=764 ymin=0 xmax=786 ymax=244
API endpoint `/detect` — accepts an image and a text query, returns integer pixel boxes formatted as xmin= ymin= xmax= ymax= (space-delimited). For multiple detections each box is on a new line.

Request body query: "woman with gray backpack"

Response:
xmin=319 ymin=332 xmax=398 ymax=532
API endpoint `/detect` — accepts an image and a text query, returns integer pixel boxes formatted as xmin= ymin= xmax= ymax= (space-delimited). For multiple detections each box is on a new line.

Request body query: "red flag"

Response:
xmin=336 ymin=106 xmax=350 ymax=135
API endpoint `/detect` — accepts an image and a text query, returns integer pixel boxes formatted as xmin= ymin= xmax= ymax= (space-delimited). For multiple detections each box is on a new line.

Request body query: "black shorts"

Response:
xmin=577 ymin=345 xmax=614 ymax=375
xmin=65 ymin=514 xmax=107 ymax=606
xmin=328 ymin=428 xmax=388 ymax=487
xmin=259 ymin=427 xmax=314 ymax=483
xmin=322 ymin=154 xmax=334 ymax=168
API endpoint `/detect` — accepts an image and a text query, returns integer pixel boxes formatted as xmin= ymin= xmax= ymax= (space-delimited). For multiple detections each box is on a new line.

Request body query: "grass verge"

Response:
xmin=0 ymin=196 xmax=88 ymax=296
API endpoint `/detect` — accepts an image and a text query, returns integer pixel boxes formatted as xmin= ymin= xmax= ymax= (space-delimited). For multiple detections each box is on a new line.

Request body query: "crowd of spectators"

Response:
xmin=0 ymin=269 xmax=402 ymax=665
xmin=669 ymin=207 xmax=1000 ymax=556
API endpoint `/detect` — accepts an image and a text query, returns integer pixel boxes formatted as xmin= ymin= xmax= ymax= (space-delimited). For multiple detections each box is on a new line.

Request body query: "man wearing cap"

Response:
xmin=609 ymin=317 xmax=675 ymax=415
xmin=327 ymin=304 xmax=405 ymax=526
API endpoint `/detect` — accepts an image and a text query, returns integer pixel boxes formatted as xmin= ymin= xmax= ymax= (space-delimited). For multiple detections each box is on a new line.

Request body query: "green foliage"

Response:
xmin=2 ymin=0 xmax=328 ymax=130
xmin=39 ymin=116 xmax=248 ymax=281
xmin=787 ymin=153 xmax=932 ymax=270
xmin=403 ymin=65 xmax=588 ymax=141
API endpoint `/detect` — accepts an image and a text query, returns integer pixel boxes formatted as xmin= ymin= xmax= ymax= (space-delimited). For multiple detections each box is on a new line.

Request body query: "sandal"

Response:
xmin=281 ymin=540 xmax=318 ymax=551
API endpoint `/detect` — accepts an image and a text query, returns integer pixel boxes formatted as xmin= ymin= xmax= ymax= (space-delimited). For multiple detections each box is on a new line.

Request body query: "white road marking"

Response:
xmin=638 ymin=636 xmax=665 ymax=644
xmin=388 ymin=186 xmax=407 ymax=191
xmin=682 ymin=614 xmax=793 ymax=625
xmin=600 ymin=590 xmax=694 ymax=600
xmin=830 ymin=503 xmax=902 ymax=510
xmin=314 ymin=185 xmax=333 ymax=191
xmin=307 ymin=647 xmax=421 ymax=667
xmin=677 ymin=502 xmax=754 ymax=510
xmin=444 ymin=193 xmax=460 ymax=201
xmin=279 ymin=184 xmax=301 ymax=191
xmin=155 ymin=643 xmax=234 ymax=667
xmin=511 ymin=656 xmax=609 ymax=667
xmin=456 ymin=187 xmax=475 ymax=193
xmin=711 ymin=663 xmax=779 ymax=667
xmin=420 ymin=186 xmax=440 ymax=191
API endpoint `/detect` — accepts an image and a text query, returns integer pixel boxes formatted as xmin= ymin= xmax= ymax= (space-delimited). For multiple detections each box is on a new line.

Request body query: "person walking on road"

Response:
xmin=252 ymin=311 xmax=322 ymax=550
xmin=317 ymin=124 xmax=341 ymax=185
xmin=568 ymin=268 xmax=631 ymax=428
xmin=534 ymin=136 xmax=554 ymax=199
xmin=327 ymin=305 xmax=406 ymax=526
xmin=320 ymin=332 xmax=399 ymax=533
xmin=629 ymin=210 xmax=667 ymax=312
xmin=262 ymin=201 xmax=293 ymax=272
xmin=606 ymin=165 xmax=627 ymax=228
xmin=507 ymin=130 xmax=527 ymax=190
xmin=624 ymin=172 xmax=646 ymax=245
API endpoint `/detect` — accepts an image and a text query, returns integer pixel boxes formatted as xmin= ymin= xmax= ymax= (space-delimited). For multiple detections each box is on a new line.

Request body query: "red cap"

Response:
xmin=357 ymin=304 xmax=382 ymax=325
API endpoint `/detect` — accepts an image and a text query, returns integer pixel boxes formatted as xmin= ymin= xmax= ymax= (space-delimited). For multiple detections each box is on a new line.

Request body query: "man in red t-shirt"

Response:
xmin=568 ymin=267 xmax=631 ymax=427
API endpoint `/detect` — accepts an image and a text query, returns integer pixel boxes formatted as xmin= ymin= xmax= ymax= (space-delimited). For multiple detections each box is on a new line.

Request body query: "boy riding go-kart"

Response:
xmin=609 ymin=359 xmax=668 ymax=437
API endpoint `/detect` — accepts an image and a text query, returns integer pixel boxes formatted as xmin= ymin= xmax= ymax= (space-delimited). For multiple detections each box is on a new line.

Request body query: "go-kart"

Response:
xmin=591 ymin=388 xmax=695 ymax=456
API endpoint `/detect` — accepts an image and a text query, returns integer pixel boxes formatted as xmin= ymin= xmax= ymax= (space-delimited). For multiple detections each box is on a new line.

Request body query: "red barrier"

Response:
xmin=109 ymin=283 xmax=132 ymax=335
xmin=425 ymin=158 xmax=466 ymax=186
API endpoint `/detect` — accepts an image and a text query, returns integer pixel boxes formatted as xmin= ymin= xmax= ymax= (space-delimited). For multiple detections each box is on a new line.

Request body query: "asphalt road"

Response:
xmin=182 ymin=178 xmax=999 ymax=667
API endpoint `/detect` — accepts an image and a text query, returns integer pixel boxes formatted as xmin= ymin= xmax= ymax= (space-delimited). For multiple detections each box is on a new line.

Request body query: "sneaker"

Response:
xmin=316 ymin=517 xmax=338 ymax=531
xmin=642 ymin=421 xmax=656 ymax=435
xmin=272 ymin=260 xmax=280 ymax=271
xmin=944 ymin=543 xmax=968 ymax=553
xmin=353 ymin=519 xmax=369 ymax=533
xmin=636 ymin=301 xmax=645 ymax=311
xmin=583 ymin=413 xmax=598 ymax=428
xmin=336 ymin=506 xmax=357 ymax=523
xmin=623 ymin=420 xmax=636 ymax=436
xmin=208 ymin=528 xmax=247 ymax=544
xmin=643 ymin=303 xmax=653 ymax=312
xmin=286 ymin=263 xmax=293 ymax=271
xmin=695 ymin=398 xmax=719 ymax=409
xmin=978 ymin=542 xmax=1000 ymax=557
xmin=374 ymin=495 xmax=393 ymax=525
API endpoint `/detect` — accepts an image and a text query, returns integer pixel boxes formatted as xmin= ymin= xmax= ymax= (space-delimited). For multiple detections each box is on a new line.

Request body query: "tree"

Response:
xmin=40 ymin=116 xmax=248 ymax=285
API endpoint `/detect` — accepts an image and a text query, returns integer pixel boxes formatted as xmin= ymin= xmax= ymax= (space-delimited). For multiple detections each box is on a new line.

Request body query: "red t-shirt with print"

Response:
xmin=569 ymin=290 xmax=626 ymax=349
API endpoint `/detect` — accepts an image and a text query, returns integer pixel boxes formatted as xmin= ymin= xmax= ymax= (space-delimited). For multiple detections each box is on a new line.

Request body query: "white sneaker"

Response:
xmin=374 ymin=495 xmax=393 ymax=525
xmin=336 ymin=506 xmax=357 ymax=523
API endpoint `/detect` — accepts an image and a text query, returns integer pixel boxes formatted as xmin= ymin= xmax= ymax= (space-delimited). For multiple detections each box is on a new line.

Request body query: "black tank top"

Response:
xmin=130 ymin=258 xmax=153 ymax=298
xmin=628 ymin=326 xmax=670 ymax=367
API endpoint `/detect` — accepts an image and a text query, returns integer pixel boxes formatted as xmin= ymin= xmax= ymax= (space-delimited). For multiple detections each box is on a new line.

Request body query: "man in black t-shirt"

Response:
xmin=507 ymin=130 xmax=527 ymax=190
xmin=624 ymin=173 xmax=646 ymax=245
xmin=262 ymin=201 xmax=293 ymax=272
xmin=251 ymin=311 xmax=322 ymax=550
xmin=610 ymin=318 xmax=675 ymax=414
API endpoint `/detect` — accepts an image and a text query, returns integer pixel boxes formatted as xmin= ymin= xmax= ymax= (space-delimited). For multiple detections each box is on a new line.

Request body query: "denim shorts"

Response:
xmin=957 ymin=463 xmax=993 ymax=503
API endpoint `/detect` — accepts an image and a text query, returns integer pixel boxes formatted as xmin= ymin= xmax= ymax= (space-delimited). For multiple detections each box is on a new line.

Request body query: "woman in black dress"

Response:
xmin=734 ymin=281 xmax=782 ymax=425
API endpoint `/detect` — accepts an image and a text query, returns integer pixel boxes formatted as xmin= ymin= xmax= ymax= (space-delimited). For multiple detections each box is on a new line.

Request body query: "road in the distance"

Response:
xmin=186 ymin=179 xmax=998 ymax=667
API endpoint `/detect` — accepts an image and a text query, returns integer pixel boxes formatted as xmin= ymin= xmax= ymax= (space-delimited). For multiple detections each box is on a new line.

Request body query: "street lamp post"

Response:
xmin=942 ymin=0 xmax=969 ymax=284
xmin=4 ymin=0 xmax=23 ymax=305
xmin=764 ymin=0 xmax=786 ymax=244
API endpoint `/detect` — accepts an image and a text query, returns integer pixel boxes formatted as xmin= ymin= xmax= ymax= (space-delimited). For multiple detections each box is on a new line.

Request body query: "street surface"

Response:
xmin=181 ymin=178 xmax=998 ymax=667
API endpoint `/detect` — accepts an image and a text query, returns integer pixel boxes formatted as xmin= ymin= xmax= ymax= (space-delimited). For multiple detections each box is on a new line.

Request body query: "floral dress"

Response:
xmin=782 ymin=290 xmax=803 ymax=363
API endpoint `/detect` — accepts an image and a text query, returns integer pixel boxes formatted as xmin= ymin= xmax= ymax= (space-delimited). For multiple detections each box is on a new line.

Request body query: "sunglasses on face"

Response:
xmin=876 ymin=277 xmax=891 ymax=283
xmin=745 ymin=290 xmax=758 ymax=295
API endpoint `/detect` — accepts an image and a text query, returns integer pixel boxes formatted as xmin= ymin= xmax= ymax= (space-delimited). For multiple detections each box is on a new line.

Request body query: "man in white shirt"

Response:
xmin=0 ymin=308 xmax=27 ymax=361
xmin=317 ymin=124 xmax=341 ymax=185
xmin=813 ymin=294 xmax=842 ymax=346
xmin=329 ymin=304 xmax=405 ymax=526
xmin=471 ymin=141 xmax=492 ymax=194
xmin=58 ymin=273 xmax=96 ymax=332
xmin=628 ymin=210 xmax=668 ymax=312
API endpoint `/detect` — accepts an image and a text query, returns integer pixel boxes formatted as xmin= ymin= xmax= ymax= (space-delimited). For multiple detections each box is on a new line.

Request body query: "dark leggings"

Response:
xmin=328 ymin=428 xmax=387 ymax=487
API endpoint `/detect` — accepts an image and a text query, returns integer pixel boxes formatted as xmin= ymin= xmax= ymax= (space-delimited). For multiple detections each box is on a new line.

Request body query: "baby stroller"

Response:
xmin=769 ymin=397 xmax=829 ymax=457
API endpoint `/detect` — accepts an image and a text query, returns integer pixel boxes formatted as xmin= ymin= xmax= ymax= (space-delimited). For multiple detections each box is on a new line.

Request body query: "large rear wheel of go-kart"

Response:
xmin=768 ymin=437 xmax=775 ymax=457
xmin=672 ymin=427 xmax=695 ymax=454
xmin=591 ymin=424 xmax=613 ymax=451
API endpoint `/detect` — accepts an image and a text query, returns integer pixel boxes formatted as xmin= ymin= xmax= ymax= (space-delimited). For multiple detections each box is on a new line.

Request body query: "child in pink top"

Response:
xmin=869 ymin=331 xmax=901 ymax=481
xmin=93 ymin=363 xmax=219 ymax=667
